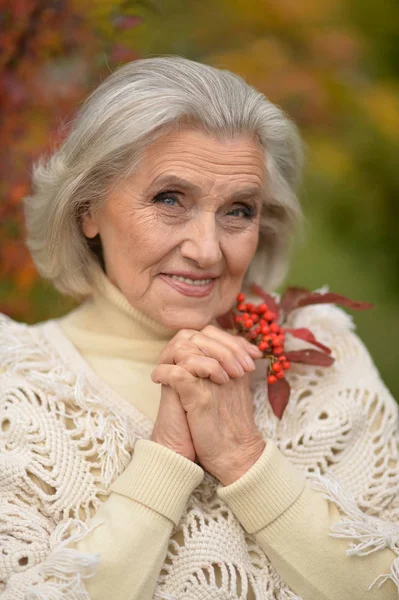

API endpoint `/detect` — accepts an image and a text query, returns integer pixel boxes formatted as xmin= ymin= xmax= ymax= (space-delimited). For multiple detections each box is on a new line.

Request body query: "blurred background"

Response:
xmin=1 ymin=0 xmax=398 ymax=398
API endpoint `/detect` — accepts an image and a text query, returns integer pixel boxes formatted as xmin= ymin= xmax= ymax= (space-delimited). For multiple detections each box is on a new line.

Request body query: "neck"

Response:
xmin=59 ymin=262 xmax=177 ymax=347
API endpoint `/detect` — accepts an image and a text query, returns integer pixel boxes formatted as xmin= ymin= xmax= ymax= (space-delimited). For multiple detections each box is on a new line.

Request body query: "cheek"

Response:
xmin=225 ymin=230 xmax=259 ymax=276
xmin=110 ymin=210 xmax=180 ymax=271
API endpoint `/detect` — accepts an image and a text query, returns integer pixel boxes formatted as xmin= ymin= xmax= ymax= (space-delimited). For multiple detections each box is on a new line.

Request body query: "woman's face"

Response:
xmin=82 ymin=126 xmax=266 ymax=330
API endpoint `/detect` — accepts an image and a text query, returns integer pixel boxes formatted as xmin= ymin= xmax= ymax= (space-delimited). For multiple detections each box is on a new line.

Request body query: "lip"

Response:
xmin=159 ymin=273 xmax=218 ymax=298
xmin=162 ymin=271 xmax=219 ymax=280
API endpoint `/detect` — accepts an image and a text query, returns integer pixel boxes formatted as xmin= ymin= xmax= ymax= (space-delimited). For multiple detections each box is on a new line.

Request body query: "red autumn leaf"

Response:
xmin=268 ymin=377 xmax=291 ymax=419
xmin=296 ymin=292 xmax=374 ymax=311
xmin=284 ymin=349 xmax=335 ymax=366
xmin=250 ymin=284 xmax=280 ymax=319
xmin=280 ymin=286 xmax=310 ymax=314
xmin=216 ymin=311 xmax=234 ymax=330
xmin=284 ymin=327 xmax=332 ymax=354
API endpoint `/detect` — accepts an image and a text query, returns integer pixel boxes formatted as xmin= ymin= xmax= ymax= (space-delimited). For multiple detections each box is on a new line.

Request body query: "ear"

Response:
xmin=81 ymin=211 xmax=99 ymax=239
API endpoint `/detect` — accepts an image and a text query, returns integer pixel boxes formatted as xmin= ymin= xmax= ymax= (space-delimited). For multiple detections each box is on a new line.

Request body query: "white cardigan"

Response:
xmin=0 ymin=300 xmax=398 ymax=600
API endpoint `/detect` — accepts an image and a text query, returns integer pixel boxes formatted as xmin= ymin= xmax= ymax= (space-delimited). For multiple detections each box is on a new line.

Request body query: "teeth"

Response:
xmin=167 ymin=274 xmax=213 ymax=286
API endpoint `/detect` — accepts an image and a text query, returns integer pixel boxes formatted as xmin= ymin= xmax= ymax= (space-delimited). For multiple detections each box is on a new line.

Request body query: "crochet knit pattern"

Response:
xmin=0 ymin=303 xmax=398 ymax=599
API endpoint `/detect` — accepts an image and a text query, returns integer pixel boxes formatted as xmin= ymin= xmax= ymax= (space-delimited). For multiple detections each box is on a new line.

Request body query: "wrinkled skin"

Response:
xmin=82 ymin=125 xmax=267 ymax=482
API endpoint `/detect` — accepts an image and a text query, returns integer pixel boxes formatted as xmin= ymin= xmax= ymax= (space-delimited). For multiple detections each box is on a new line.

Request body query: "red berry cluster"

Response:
xmin=234 ymin=293 xmax=291 ymax=384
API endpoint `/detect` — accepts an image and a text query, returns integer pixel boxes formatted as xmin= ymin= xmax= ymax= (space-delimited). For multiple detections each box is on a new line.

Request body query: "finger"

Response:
xmin=198 ymin=325 xmax=263 ymax=366
xmin=174 ymin=327 xmax=261 ymax=360
xmin=158 ymin=338 xmax=203 ymax=366
xmin=168 ymin=326 xmax=262 ymax=359
xmin=205 ymin=325 xmax=263 ymax=358
xmin=183 ymin=333 xmax=251 ymax=378
xmin=178 ymin=355 xmax=230 ymax=384
xmin=153 ymin=357 xmax=229 ymax=386
xmin=158 ymin=336 xmax=246 ymax=379
xmin=151 ymin=364 xmax=198 ymax=391
xmin=156 ymin=384 xmax=186 ymax=420
xmin=152 ymin=385 xmax=196 ymax=460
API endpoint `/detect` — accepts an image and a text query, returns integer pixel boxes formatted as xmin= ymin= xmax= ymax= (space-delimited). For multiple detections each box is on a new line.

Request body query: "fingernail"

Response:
xmin=243 ymin=355 xmax=256 ymax=371
xmin=235 ymin=361 xmax=245 ymax=376
xmin=248 ymin=345 xmax=263 ymax=356
xmin=222 ymin=370 xmax=230 ymax=383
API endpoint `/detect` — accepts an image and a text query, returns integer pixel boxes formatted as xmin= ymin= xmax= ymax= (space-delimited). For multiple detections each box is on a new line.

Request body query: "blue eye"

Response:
xmin=153 ymin=191 xmax=179 ymax=205
xmin=228 ymin=205 xmax=255 ymax=219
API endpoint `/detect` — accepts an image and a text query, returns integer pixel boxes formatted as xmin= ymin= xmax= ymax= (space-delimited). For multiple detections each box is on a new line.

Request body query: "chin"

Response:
xmin=157 ymin=309 xmax=215 ymax=332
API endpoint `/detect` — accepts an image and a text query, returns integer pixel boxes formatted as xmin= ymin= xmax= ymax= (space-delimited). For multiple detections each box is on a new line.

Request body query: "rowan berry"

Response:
xmin=266 ymin=311 xmax=277 ymax=322
xmin=270 ymin=323 xmax=280 ymax=333
xmin=242 ymin=313 xmax=250 ymax=320
xmin=246 ymin=303 xmax=255 ymax=313
xmin=267 ymin=375 xmax=277 ymax=384
xmin=237 ymin=293 xmax=245 ymax=303
xmin=274 ymin=346 xmax=284 ymax=355
xmin=278 ymin=355 xmax=287 ymax=362
xmin=276 ymin=371 xmax=285 ymax=379
xmin=258 ymin=303 xmax=268 ymax=313
xmin=259 ymin=319 xmax=267 ymax=328
xmin=237 ymin=303 xmax=247 ymax=312
xmin=250 ymin=313 xmax=259 ymax=323
xmin=244 ymin=319 xmax=254 ymax=328
xmin=234 ymin=315 xmax=243 ymax=323
xmin=259 ymin=341 xmax=269 ymax=351
xmin=272 ymin=362 xmax=283 ymax=373
xmin=260 ymin=325 xmax=269 ymax=335
xmin=283 ymin=361 xmax=291 ymax=370
xmin=248 ymin=330 xmax=258 ymax=340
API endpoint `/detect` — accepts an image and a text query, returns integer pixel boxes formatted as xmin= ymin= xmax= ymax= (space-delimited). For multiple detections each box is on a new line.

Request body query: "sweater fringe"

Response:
xmin=25 ymin=519 xmax=102 ymax=600
xmin=0 ymin=314 xmax=136 ymax=488
xmin=311 ymin=474 xmax=399 ymax=592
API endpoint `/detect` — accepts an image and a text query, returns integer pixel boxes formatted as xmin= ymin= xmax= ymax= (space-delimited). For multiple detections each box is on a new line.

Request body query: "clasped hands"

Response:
xmin=151 ymin=325 xmax=266 ymax=486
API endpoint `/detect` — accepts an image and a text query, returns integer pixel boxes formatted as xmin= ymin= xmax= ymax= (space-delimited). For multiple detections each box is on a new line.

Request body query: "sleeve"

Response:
xmin=217 ymin=441 xmax=397 ymax=600
xmin=73 ymin=439 xmax=204 ymax=600
xmin=217 ymin=316 xmax=399 ymax=600
xmin=1 ymin=440 xmax=203 ymax=600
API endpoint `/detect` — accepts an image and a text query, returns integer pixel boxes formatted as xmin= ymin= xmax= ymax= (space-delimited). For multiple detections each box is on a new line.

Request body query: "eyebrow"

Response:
xmin=150 ymin=175 xmax=264 ymax=203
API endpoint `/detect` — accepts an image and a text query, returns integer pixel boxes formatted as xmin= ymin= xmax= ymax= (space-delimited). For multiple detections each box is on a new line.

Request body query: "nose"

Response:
xmin=179 ymin=213 xmax=222 ymax=268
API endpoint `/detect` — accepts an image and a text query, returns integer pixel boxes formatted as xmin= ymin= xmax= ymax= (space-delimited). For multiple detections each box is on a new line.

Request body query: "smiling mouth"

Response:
xmin=159 ymin=273 xmax=217 ymax=297
xmin=164 ymin=274 xmax=214 ymax=286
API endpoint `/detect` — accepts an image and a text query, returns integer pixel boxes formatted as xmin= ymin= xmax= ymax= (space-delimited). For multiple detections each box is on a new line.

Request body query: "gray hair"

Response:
xmin=24 ymin=55 xmax=304 ymax=298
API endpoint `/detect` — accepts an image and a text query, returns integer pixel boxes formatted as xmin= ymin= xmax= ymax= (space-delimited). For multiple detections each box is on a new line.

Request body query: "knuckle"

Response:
xmin=189 ymin=332 xmax=203 ymax=345
xmin=234 ymin=336 xmax=251 ymax=354
xmin=175 ymin=328 xmax=196 ymax=340
xmin=174 ymin=329 xmax=187 ymax=339
xmin=171 ymin=365 xmax=190 ymax=385
xmin=174 ymin=339 xmax=186 ymax=352
xmin=178 ymin=356 xmax=195 ymax=370
xmin=220 ymin=347 xmax=236 ymax=363
xmin=202 ymin=324 xmax=217 ymax=335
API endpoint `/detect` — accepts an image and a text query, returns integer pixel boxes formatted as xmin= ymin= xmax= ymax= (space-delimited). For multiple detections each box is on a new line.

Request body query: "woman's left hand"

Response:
xmin=151 ymin=359 xmax=265 ymax=486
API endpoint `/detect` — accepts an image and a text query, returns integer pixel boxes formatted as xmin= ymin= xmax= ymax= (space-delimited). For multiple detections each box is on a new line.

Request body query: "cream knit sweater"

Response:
xmin=1 ymin=267 xmax=399 ymax=599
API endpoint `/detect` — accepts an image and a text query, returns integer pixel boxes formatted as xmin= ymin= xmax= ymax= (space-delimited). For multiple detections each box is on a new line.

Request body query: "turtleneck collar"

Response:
xmin=90 ymin=262 xmax=178 ymax=342
xmin=58 ymin=263 xmax=177 ymax=363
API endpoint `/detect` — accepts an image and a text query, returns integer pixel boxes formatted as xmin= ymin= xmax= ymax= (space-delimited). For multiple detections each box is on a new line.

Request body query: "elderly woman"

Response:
xmin=1 ymin=56 xmax=398 ymax=600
